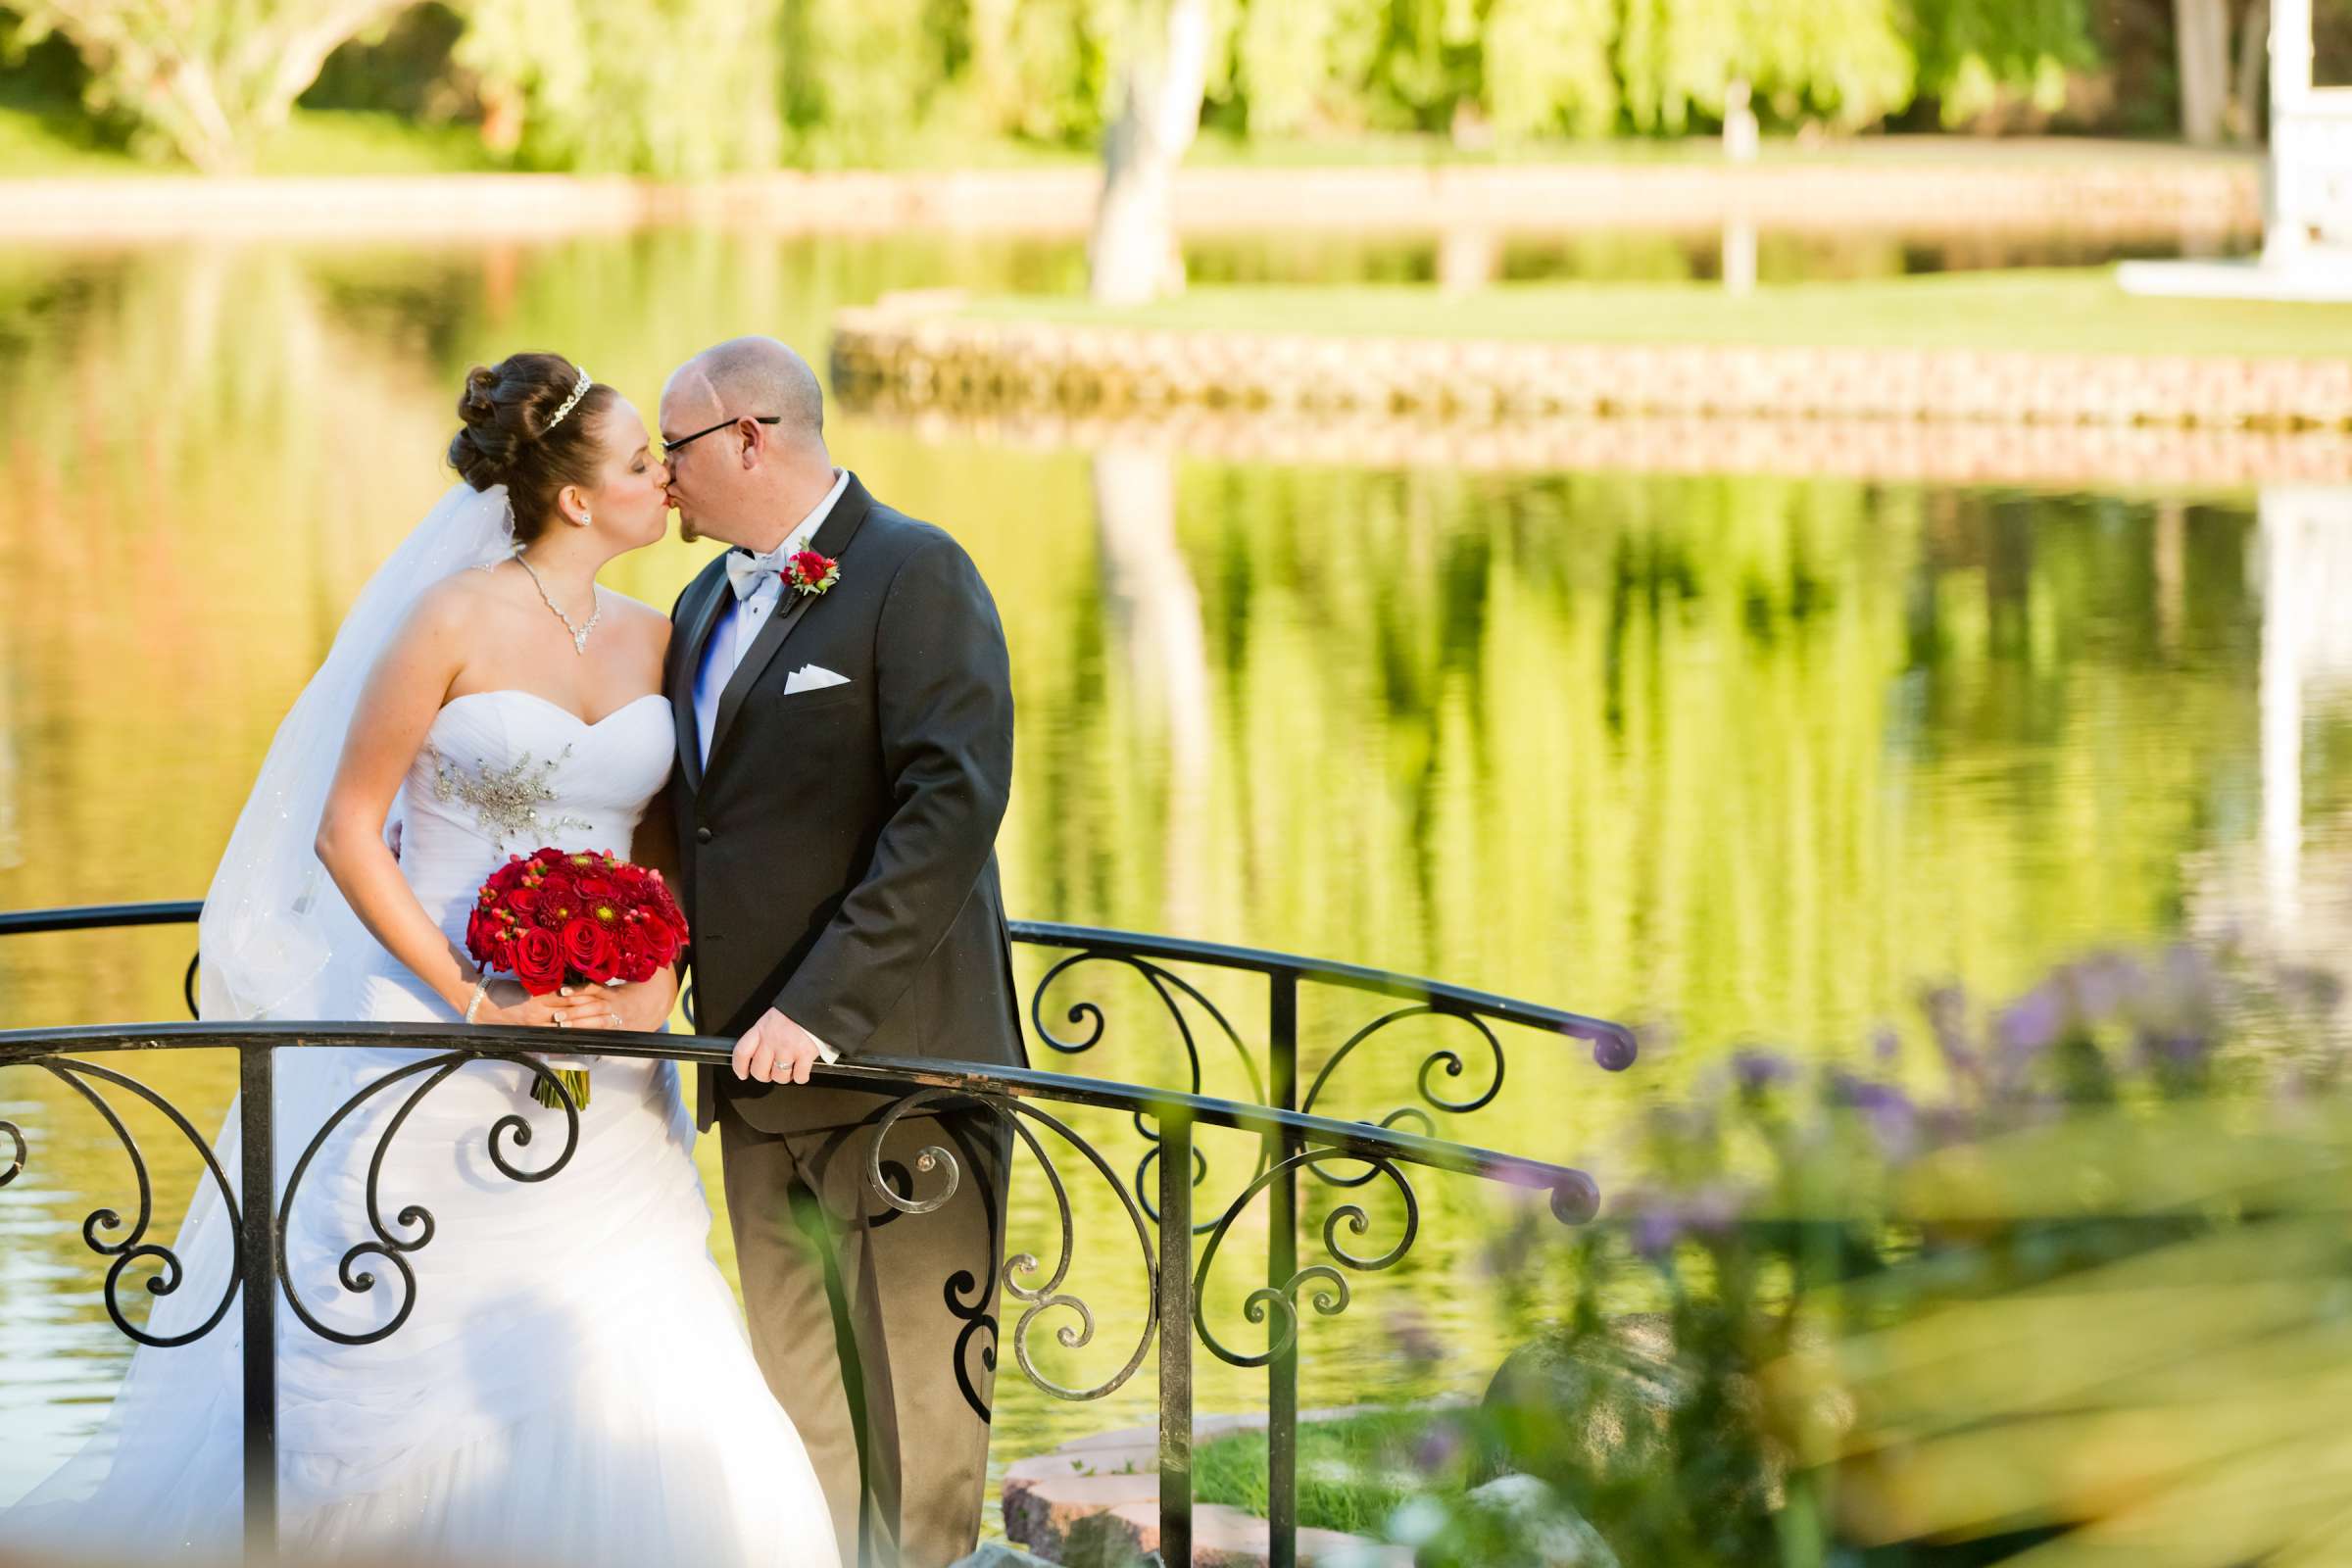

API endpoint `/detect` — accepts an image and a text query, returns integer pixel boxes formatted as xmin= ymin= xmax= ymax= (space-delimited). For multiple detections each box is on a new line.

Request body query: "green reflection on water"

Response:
xmin=0 ymin=231 xmax=2339 ymax=1511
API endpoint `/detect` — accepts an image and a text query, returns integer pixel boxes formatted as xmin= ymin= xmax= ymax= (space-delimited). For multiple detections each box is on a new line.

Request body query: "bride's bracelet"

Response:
xmin=464 ymin=974 xmax=491 ymax=1025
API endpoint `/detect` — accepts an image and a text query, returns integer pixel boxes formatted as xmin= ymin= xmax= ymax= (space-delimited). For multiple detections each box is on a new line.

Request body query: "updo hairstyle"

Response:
xmin=446 ymin=352 xmax=617 ymax=546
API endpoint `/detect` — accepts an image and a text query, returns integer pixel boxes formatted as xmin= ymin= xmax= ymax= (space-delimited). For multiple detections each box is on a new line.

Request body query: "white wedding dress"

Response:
xmin=6 ymin=689 xmax=842 ymax=1568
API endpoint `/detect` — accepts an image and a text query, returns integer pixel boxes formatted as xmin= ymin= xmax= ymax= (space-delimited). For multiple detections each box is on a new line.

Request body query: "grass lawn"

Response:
xmin=0 ymin=105 xmax=503 ymax=176
xmin=1193 ymin=1405 xmax=1465 ymax=1539
xmin=956 ymin=269 xmax=2352 ymax=360
xmin=1186 ymin=129 xmax=2255 ymax=170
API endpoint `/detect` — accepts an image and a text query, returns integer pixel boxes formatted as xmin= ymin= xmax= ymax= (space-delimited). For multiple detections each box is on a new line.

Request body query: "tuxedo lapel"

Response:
xmin=672 ymin=564 xmax=730 ymax=796
xmin=704 ymin=473 xmax=876 ymax=781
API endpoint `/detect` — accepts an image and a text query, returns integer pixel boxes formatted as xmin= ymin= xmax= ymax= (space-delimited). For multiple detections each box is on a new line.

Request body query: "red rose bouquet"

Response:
xmin=464 ymin=848 xmax=689 ymax=1110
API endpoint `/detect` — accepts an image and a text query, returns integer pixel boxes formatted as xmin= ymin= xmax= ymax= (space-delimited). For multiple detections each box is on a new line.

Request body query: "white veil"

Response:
xmin=198 ymin=480 xmax=515 ymax=1022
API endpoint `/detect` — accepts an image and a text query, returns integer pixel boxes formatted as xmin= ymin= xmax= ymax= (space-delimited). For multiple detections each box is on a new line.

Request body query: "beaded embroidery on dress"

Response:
xmin=428 ymin=741 xmax=591 ymax=848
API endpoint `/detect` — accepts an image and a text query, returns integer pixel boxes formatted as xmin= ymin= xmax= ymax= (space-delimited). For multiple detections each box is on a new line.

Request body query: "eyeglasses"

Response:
xmin=660 ymin=415 xmax=779 ymax=462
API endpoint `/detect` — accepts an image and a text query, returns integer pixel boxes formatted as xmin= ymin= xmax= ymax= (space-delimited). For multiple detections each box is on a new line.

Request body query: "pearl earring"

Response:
xmin=574 ymin=510 xmax=592 ymax=527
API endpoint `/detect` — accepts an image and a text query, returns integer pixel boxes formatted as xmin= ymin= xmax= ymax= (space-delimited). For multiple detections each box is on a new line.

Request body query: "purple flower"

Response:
xmin=2136 ymin=1028 xmax=2213 ymax=1071
xmin=1731 ymin=1048 xmax=1798 ymax=1096
xmin=1628 ymin=1183 xmax=1745 ymax=1261
xmin=1631 ymin=1204 xmax=1682 ymax=1262
xmin=1996 ymin=984 xmax=2067 ymax=1060
xmin=2066 ymin=952 xmax=2143 ymax=1024
xmin=1412 ymin=1421 xmax=1466 ymax=1475
xmin=1830 ymin=1072 xmax=1920 ymax=1159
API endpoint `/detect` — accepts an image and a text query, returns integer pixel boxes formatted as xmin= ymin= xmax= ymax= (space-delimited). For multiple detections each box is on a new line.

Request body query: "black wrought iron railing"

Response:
xmin=0 ymin=903 xmax=1637 ymax=1566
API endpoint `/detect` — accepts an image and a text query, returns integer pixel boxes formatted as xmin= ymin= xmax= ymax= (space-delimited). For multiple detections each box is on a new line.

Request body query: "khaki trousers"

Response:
xmin=718 ymin=1093 xmax=1009 ymax=1568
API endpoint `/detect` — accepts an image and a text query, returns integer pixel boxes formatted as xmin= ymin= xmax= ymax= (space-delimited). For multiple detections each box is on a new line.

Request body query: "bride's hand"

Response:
xmin=471 ymin=978 xmax=611 ymax=1032
xmin=558 ymin=969 xmax=679 ymax=1034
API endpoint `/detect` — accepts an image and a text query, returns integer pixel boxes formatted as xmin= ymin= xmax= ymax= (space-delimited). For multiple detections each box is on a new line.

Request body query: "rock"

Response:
xmin=1477 ymin=1315 xmax=1683 ymax=1489
xmin=1060 ymin=1508 xmax=1159 ymax=1568
xmin=1456 ymin=1475 xmax=1620 ymax=1568
xmin=1394 ymin=1475 xmax=1620 ymax=1568
xmin=951 ymin=1546 xmax=1064 ymax=1568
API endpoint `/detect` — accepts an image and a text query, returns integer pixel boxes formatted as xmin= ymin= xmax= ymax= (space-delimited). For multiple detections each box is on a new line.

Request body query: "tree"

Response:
xmin=10 ymin=0 xmax=413 ymax=170
xmin=1907 ymin=0 xmax=2095 ymax=126
xmin=1615 ymin=0 xmax=1916 ymax=135
xmin=1483 ymin=0 xmax=1618 ymax=139
xmin=2178 ymin=0 xmax=2235 ymax=141
xmin=1090 ymin=0 xmax=1217 ymax=305
xmin=453 ymin=0 xmax=782 ymax=175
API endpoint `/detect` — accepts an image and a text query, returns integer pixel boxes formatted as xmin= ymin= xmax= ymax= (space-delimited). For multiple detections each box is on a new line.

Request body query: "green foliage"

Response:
xmin=454 ymin=0 xmax=783 ymax=175
xmin=1615 ymin=0 xmax=1915 ymax=133
xmin=1483 ymin=0 xmax=1618 ymax=138
xmin=7 ymin=0 xmax=412 ymax=169
xmin=1909 ymin=0 xmax=2095 ymax=124
xmin=1231 ymin=0 xmax=1341 ymax=135
xmin=8 ymin=0 xmax=2131 ymax=172
xmin=1456 ymin=952 xmax=2352 ymax=1565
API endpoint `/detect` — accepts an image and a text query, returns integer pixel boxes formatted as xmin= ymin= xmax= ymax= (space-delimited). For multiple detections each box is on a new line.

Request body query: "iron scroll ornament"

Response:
xmin=1192 ymin=1143 xmax=1601 ymax=1367
xmin=864 ymin=1086 xmax=1161 ymax=1402
xmin=1030 ymin=951 xmax=1270 ymax=1233
xmin=0 ymin=1056 xmax=245 ymax=1348
xmin=274 ymin=1052 xmax=581 ymax=1346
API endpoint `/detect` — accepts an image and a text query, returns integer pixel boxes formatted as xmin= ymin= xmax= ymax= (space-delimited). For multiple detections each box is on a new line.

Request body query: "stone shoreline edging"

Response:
xmin=0 ymin=143 xmax=2256 ymax=241
xmin=1003 ymin=1404 xmax=1440 ymax=1566
xmin=842 ymin=402 xmax=2352 ymax=487
xmin=830 ymin=299 xmax=2352 ymax=435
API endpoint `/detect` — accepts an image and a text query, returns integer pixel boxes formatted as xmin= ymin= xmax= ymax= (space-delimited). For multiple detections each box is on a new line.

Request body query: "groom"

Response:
xmin=658 ymin=336 xmax=1026 ymax=1567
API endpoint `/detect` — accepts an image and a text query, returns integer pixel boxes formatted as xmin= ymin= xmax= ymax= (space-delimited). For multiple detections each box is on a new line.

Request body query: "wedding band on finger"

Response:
xmin=555 ymin=1015 xmax=570 ymax=1029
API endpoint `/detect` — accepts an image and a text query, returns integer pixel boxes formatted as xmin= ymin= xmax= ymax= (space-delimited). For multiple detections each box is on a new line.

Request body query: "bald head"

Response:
xmin=672 ymin=335 xmax=824 ymax=445
xmin=661 ymin=335 xmax=838 ymax=553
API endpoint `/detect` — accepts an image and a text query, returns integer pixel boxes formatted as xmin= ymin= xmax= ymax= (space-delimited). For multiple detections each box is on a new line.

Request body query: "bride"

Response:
xmin=5 ymin=354 xmax=842 ymax=1567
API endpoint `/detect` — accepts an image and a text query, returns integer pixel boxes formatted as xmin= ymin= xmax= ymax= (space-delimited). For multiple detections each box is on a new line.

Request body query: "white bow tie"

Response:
xmin=725 ymin=545 xmax=794 ymax=602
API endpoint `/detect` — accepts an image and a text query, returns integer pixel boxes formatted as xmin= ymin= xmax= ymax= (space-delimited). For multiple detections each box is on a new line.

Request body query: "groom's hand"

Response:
xmin=733 ymin=1007 xmax=830 ymax=1086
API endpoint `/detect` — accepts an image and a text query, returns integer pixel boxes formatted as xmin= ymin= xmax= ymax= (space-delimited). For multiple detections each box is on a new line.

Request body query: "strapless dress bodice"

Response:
xmin=399 ymin=689 xmax=674 ymax=945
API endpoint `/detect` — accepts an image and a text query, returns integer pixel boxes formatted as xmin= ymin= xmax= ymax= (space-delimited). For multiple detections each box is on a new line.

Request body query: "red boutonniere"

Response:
xmin=782 ymin=549 xmax=840 ymax=597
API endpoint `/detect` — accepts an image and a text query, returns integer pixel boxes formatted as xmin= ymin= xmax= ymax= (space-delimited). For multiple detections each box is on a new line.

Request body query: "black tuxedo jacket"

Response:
xmin=663 ymin=472 xmax=1026 ymax=1132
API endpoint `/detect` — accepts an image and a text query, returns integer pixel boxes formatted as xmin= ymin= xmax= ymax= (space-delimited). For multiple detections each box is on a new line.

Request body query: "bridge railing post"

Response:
xmin=237 ymin=1041 xmax=278 ymax=1558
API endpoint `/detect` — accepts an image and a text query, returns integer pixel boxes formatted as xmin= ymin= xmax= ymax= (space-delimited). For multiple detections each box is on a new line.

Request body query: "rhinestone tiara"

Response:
xmin=546 ymin=367 xmax=593 ymax=432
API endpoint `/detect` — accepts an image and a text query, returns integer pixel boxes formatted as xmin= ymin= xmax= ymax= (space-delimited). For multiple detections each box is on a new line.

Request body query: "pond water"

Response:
xmin=0 ymin=222 xmax=2344 ymax=1520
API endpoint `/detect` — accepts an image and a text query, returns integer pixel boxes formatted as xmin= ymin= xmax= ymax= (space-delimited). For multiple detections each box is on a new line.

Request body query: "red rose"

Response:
xmin=511 ymin=926 xmax=565 ymax=995
xmin=508 ymin=885 xmax=544 ymax=917
xmin=786 ymin=549 xmax=839 ymax=594
xmin=561 ymin=916 xmax=616 ymax=981
xmin=614 ymin=920 xmax=660 ymax=983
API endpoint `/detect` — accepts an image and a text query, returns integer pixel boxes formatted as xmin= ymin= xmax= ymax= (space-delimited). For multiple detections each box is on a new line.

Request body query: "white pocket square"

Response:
xmin=783 ymin=664 xmax=852 ymax=695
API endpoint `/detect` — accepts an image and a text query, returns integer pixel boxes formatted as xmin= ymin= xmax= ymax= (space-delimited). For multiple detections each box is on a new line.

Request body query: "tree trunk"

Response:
xmin=2177 ymin=0 xmax=2233 ymax=144
xmin=1089 ymin=0 xmax=1213 ymax=306
xmin=159 ymin=57 xmax=247 ymax=173
xmin=2232 ymin=0 xmax=2271 ymax=142
xmin=249 ymin=0 xmax=414 ymax=136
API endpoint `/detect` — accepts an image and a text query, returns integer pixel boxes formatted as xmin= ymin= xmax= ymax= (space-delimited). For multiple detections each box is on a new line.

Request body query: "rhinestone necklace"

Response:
xmin=513 ymin=550 xmax=602 ymax=656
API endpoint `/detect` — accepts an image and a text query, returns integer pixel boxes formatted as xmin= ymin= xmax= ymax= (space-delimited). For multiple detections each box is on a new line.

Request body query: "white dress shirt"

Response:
xmin=692 ymin=467 xmax=849 ymax=769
